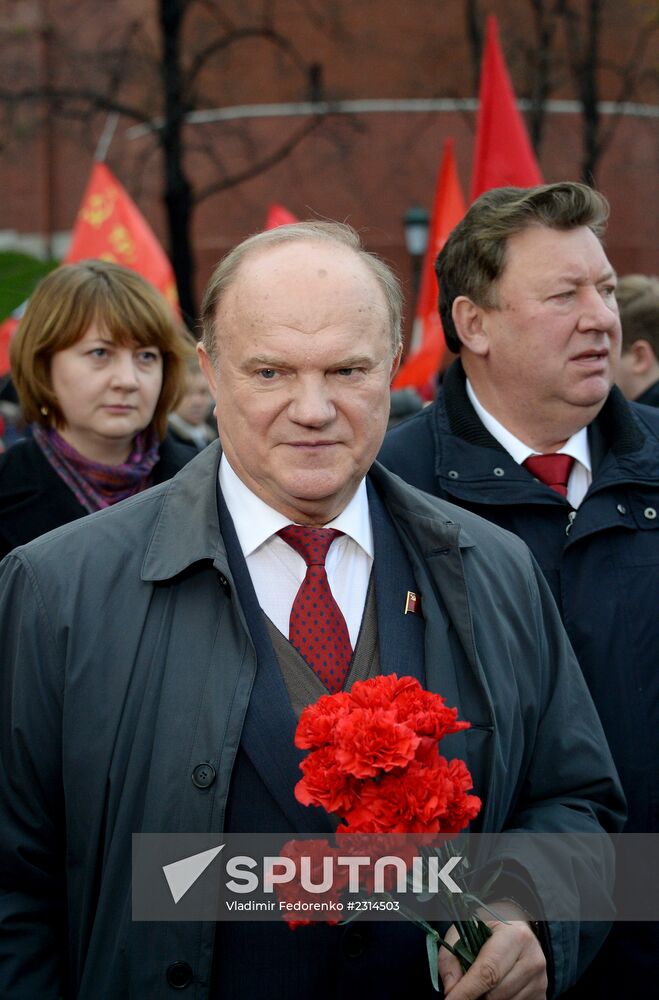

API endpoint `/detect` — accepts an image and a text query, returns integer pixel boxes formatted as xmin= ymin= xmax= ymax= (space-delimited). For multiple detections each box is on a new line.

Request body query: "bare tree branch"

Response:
xmin=464 ymin=0 xmax=483 ymax=95
xmin=527 ymin=0 xmax=560 ymax=150
xmin=195 ymin=115 xmax=322 ymax=202
xmin=186 ymin=26 xmax=308 ymax=89
xmin=0 ymin=86 xmax=151 ymax=125
xmin=597 ymin=12 xmax=659 ymax=158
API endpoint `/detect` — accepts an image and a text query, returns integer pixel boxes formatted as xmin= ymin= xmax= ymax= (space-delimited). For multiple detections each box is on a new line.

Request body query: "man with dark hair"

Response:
xmin=380 ymin=182 xmax=659 ymax=998
xmin=0 ymin=220 xmax=624 ymax=1000
xmin=615 ymin=273 xmax=659 ymax=407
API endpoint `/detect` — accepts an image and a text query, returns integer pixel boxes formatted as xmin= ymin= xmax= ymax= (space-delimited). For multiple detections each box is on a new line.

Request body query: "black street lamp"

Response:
xmin=403 ymin=205 xmax=430 ymax=306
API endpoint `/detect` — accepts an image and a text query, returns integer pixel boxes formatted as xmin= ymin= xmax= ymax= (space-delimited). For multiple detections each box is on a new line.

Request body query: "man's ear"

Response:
xmin=628 ymin=339 xmax=656 ymax=375
xmin=389 ymin=345 xmax=403 ymax=383
xmin=197 ymin=341 xmax=218 ymax=396
xmin=452 ymin=296 xmax=491 ymax=357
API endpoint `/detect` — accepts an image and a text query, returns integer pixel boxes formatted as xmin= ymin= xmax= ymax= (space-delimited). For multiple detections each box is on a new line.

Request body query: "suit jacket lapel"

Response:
xmin=367 ymin=480 xmax=426 ymax=684
xmin=369 ymin=476 xmax=482 ymax=755
xmin=217 ymin=482 xmax=333 ymax=833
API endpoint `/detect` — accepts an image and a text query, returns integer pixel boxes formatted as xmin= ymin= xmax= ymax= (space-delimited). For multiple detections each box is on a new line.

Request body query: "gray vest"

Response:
xmin=264 ymin=575 xmax=380 ymax=719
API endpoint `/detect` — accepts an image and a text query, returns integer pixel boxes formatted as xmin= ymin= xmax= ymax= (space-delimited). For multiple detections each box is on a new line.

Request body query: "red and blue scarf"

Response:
xmin=33 ymin=425 xmax=160 ymax=513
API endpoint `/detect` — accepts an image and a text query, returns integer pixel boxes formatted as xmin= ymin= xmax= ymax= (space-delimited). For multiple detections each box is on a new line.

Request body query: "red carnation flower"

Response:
xmin=295 ymin=692 xmax=352 ymax=750
xmin=438 ymin=758 xmax=482 ymax=832
xmin=393 ymin=684 xmax=471 ymax=741
xmin=348 ymin=674 xmax=420 ymax=711
xmin=295 ymin=745 xmax=358 ymax=815
xmin=272 ymin=839 xmax=348 ymax=928
xmin=333 ymin=707 xmax=420 ymax=778
xmin=335 ymin=833 xmax=422 ymax=894
xmin=340 ymin=757 xmax=457 ymax=834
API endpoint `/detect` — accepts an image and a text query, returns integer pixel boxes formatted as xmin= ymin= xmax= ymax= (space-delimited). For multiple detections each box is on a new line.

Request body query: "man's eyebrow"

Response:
xmin=242 ymin=355 xmax=289 ymax=368
xmin=241 ymin=354 xmax=376 ymax=369
xmin=553 ymin=267 xmax=617 ymax=285
xmin=330 ymin=355 xmax=374 ymax=368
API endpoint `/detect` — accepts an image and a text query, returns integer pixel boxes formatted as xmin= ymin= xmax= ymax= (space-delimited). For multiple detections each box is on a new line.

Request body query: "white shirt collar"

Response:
xmin=218 ymin=454 xmax=374 ymax=559
xmin=465 ymin=378 xmax=591 ymax=472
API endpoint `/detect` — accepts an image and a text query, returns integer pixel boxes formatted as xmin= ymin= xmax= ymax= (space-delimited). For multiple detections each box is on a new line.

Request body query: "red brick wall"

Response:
xmin=0 ymin=0 xmax=656 ymax=324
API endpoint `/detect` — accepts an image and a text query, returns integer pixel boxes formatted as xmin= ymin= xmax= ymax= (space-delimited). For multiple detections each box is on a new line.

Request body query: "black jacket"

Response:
xmin=635 ymin=378 xmax=659 ymax=408
xmin=0 ymin=433 xmax=196 ymax=558
xmin=380 ymin=360 xmax=659 ymax=831
xmin=379 ymin=360 xmax=659 ymax=996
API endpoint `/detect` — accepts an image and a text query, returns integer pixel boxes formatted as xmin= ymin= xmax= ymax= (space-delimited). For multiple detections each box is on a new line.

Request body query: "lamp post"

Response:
xmin=403 ymin=205 xmax=430 ymax=307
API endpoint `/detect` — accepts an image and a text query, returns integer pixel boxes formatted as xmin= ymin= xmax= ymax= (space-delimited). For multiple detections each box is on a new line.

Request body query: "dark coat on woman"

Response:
xmin=0 ymin=433 xmax=196 ymax=559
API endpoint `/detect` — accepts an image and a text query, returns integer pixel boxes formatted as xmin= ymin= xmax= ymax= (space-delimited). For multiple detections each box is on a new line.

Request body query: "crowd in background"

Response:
xmin=1 ymin=259 xmax=656 ymax=550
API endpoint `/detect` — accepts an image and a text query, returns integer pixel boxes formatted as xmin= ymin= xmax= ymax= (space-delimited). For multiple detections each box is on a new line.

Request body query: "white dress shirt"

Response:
xmin=219 ymin=455 xmax=374 ymax=645
xmin=466 ymin=380 xmax=592 ymax=508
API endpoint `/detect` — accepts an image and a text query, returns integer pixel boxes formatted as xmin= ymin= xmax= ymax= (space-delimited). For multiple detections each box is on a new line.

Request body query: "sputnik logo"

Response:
xmin=163 ymin=845 xmax=225 ymax=903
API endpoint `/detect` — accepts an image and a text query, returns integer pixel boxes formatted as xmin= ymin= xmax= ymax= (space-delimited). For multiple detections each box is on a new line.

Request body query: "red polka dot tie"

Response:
xmin=523 ymin=453 xmax=575 ymax=497
xmin=277 ymin=525 xmax=353 ymax=693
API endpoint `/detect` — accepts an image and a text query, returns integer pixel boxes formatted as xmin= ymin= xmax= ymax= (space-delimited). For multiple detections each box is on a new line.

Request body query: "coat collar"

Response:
xmin=368 ymin=460 xmax=476 ymax=557
xmin=435 ymin=359 xmax=658 ymax=492
xmin=141 ymin=441 xmax=476 ymax=583
xmin=442 ymin=357 xmax=648 ymax=458
xmin=141 ymin=441 xmax=227 ymax=581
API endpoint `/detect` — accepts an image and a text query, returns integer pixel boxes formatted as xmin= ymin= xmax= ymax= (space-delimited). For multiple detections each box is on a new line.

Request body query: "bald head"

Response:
xmin=201 ymin=221 xmax=403 ymax=365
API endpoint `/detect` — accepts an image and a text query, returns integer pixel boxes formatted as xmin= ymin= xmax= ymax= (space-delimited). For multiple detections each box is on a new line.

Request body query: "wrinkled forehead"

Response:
xmin=500 ymin=223 xmax=611 ymax=277
xmin=215 ymin=241 xmax=390 ymax=335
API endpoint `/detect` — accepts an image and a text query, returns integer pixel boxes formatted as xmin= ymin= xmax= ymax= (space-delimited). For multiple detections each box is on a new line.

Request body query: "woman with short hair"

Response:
xmin=0 ymin=259 xmax=196 ymax=557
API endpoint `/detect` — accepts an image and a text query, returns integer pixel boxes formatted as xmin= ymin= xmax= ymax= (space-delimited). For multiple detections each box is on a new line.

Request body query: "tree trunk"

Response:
xmin=579 ymin=0 xmax=602 ymax=185
xmin=159 ymin=0 xmax=197 ymax=325
xmin=528 ymin=0 xmax=555 ymax=152
xmin=464 ymin=0 xmax=483 ymax=96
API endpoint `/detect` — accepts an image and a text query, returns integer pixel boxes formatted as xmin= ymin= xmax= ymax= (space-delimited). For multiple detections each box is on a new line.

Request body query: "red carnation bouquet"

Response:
xmin=286 ymin=674 xmax=493 ymax=991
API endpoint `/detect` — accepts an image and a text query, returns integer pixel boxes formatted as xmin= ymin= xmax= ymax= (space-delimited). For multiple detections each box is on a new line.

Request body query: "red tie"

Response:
xmin=277 ymin=525 xmax=353 ymax=693
xmin=523 ymin=454 xmax=575 ymax=497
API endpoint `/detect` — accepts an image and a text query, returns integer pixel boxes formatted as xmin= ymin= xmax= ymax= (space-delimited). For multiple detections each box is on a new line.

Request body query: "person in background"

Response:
xmin=387 ymin=386 xmax=423 ymax=428
xmin=379 ymin=182 xmax=659 ymax=999
xmin=0 ymin=373 xmax=27 ymax=450
xmin=0 ymin=259 xmax=195 ymax=557
xmin=615 ymin=273 xmax=659 ymax=407
xmin=168 ymin=357 xmax=218 ymax=450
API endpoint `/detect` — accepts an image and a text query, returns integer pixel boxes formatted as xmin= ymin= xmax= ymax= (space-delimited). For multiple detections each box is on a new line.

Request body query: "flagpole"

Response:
xmin=94 ymin=112 xmax=119 ymax=163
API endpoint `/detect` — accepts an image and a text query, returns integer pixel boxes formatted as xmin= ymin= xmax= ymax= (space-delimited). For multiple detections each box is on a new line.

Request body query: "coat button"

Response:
xmin=217 ymin=573 xmax=231 ymax=596
xmin=166 ymin=961 xmax=193 ymax=989
xmin=192 ymin=762 xmax=216 ymax=789
xmin=447 ymin=470 xmax=459 ymax=479
xmin=616 ymin=504 xmax=627 ymax=515
xmin=343 ymin=927 xmax=367 ymax=958
xmin=493 ymin=467 xmax=505 ymax=477
xmin=644 ymin=507 xmax=657 ymax=520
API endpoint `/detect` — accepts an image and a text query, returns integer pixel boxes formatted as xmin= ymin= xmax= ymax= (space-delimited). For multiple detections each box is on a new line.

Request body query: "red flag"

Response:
xmin=0 ymin=310 xmax=21 ymax=375
xmin=0 ymin=164 xmax=178 ymax=376
xmin=65 ymin=162 xmax=178 ymax=309
xmin=470 ymin=15 xmax=543 ymax=200
xmin=265 ymin=203 xmax=298 ymax=229
xmin=393 ymin=139 xmax=466 ymax=393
